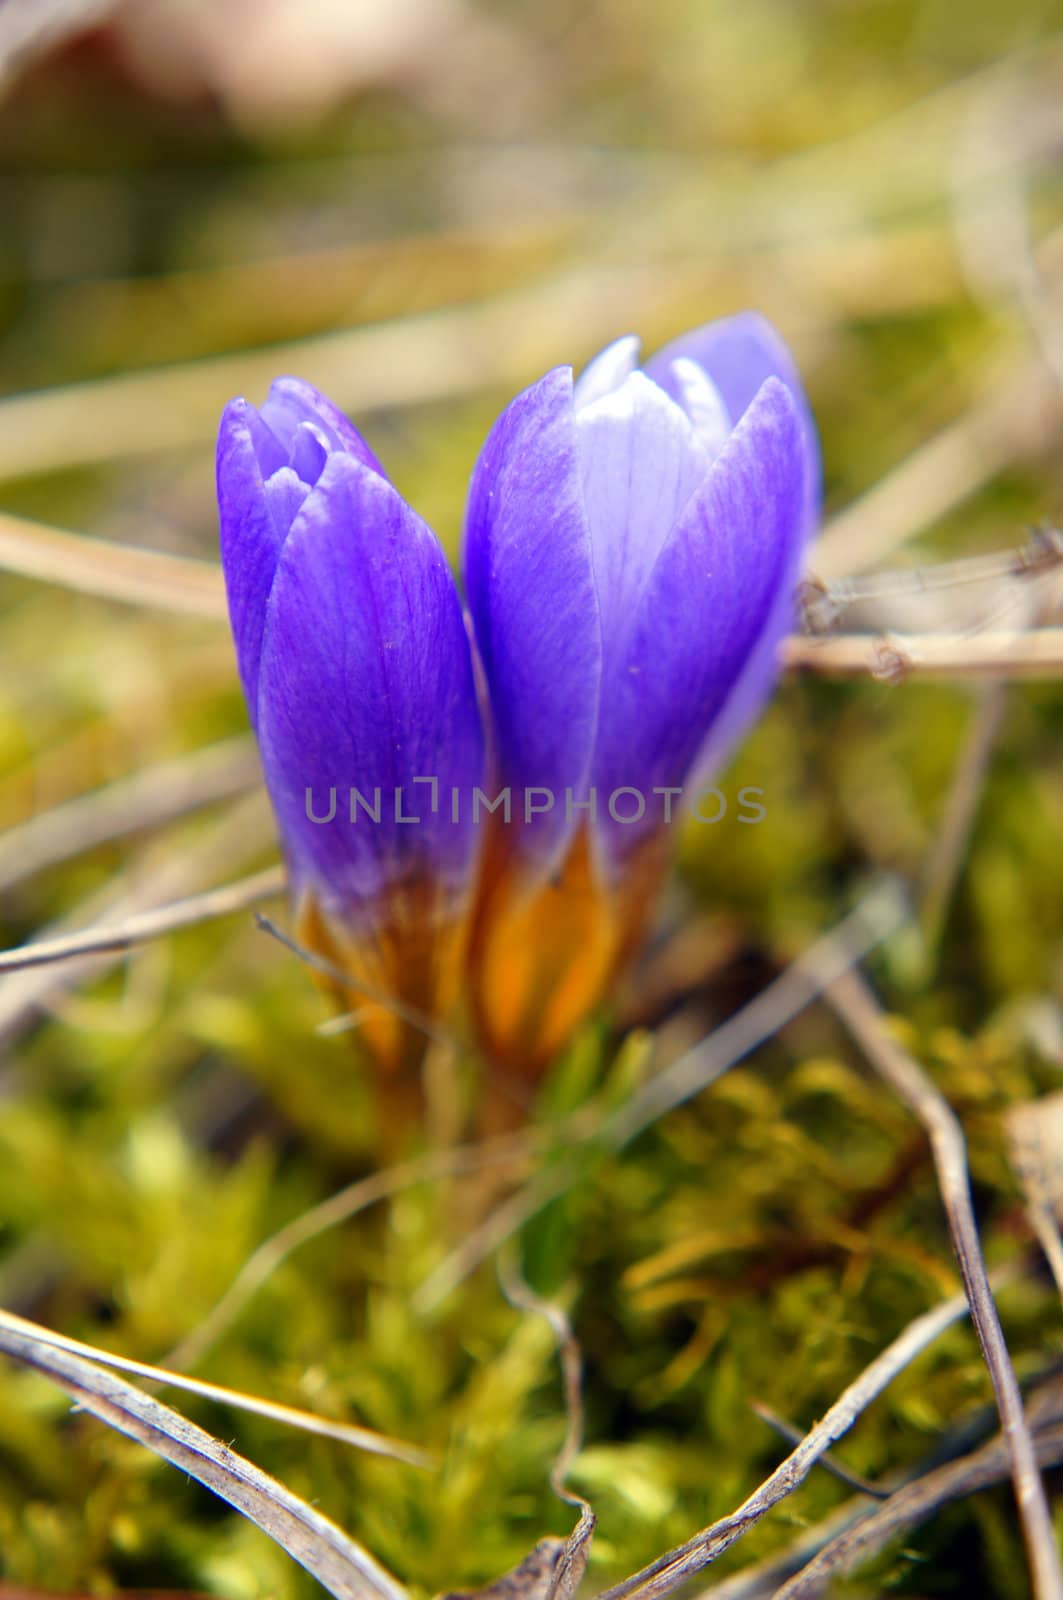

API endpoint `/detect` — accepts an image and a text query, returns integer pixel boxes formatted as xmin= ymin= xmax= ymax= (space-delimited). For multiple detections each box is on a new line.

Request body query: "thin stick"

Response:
xmin=826 ymin=970 xmax=1062 ymax=1600
xmin=780 ymin=626 xmax=1063 ymax=679
xmin=692 ymin=1498 xmax=867 ymax=1600
xmin=0 ymin=866 xmax=285 ymax=972
xmin=802 ymin=534 xmax=1063 ymax=626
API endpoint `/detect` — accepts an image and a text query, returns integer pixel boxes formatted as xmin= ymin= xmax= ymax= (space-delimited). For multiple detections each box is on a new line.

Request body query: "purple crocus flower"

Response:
xmin=463 ymin=312 xmax=819 ymax=1074
xmin=217 ymin=377 xmax=485 ymax=1073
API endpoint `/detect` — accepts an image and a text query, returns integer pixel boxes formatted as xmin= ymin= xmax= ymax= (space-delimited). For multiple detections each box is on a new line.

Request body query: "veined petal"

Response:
xmin=576 ymin=371 xmax=713 ymax=672
xmin=592 ymin=377 xmax=806 ymax=864
xmin=256 ymin=452 xmax=484 ymax=921
xmin=646 ymin=311 xmax=820 ymax=532
xmin=463 ymin=367 xmax=601 ymax=871
xmin=684 ymin=523 xmax=802 ymax=799
xmin=218 ymin=399 xmax=308 ymax=720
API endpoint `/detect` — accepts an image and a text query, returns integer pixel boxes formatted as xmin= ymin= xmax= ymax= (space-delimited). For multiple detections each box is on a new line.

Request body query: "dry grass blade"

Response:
xmin=590 ymin=1263 xmax=1026 ymax=1600
xmin=1006 ymin=1094 xmax=1063 ymax=1298
xmin=748 ymin=1402 xmax=887 ymax=1498
xmin=443 ymin=1541 xmax=590 ymax=1600
xmin=498 ymin=1248 xmax=596 ymax=1600
xmin=773 ymin=1384 xmax=1063 ymax=1599
xmin=780 ymin=627 xmax=1063 ymax=679
xmin=0 ymin=1307 xmax=430 ymax=1467
xmin=602 ymin=877 xmax=908 ymax=1147
xmin=0 ymin=265 xmax=704 ymax=481
xmin=163 ymin=1131 xmax=543 ymax=1373
xmin=8 ymin=505 xmax=1062 ymax=686
xmin=0 ymin=865 xmax=285 ymax=972
xmin=826 ymin=970 xmax=1062 ymax=1600
xmin=0 ymin=735 xmax=259 ymax=894
xmin=0 ymin=510 xmax=227 ymax=617
xmin=0 ymin=1314 xmax=407 ymax=1600
xmin=800 ymin=535 xmax=1063 ymax=630
xmin=919 ymin=684 xmax=1008 ymax=942
xmin=812 ymin=355 xmax=1062 ymax=581
xmin=0 ymin=791 xmax=275 ymax=1051
xmin=692 ymin=1500 xmax=867 ymax=1600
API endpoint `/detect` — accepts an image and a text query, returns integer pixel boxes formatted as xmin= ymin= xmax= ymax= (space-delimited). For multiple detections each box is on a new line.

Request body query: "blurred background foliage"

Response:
xmin=0 ymin=0 xmax=1062 ymax=1595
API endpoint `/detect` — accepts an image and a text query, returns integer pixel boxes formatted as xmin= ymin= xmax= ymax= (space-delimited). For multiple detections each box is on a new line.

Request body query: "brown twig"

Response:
xmin=5 ymin=504 xmax=1061 ymax=683
xmin=826 ymin=970 xmax=1062 ymax=1600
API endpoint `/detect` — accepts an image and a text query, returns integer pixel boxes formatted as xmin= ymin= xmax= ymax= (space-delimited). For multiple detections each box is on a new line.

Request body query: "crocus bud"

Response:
xmin=463 ymin=313 xmax=820 ymax=1075
xmin=217 ymin=377 xmax=484 ymax=1076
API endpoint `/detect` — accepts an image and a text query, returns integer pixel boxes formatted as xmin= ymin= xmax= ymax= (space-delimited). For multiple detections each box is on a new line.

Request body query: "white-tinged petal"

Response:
xmin=665 ymin=357 xmax=732 ymax=457
xmin=573 ymin=334 xmax=641 ymax=411
xmin=575 ymin=371 xmax=713 ymax=671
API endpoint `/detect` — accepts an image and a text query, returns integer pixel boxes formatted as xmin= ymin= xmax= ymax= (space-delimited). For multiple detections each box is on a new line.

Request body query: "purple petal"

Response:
xmin=575 ymin=371 xmax=713 ymax=675
xmin=591 ymin=377 xmax=806 ymax=864
xmin=645 ymin=311 xmax=820 ymax=533
xmin=261 ymin=376 xmax=385 ymax=478
xmin=289 ymin=421 xmax=330 ymax=485
xmin=463 ymin=367 xmax=602 ymax=871
xmin=218 ymin=399 xmax=309 ymax=720
xmin=256 ymin=453 xmax=484 ymax=920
